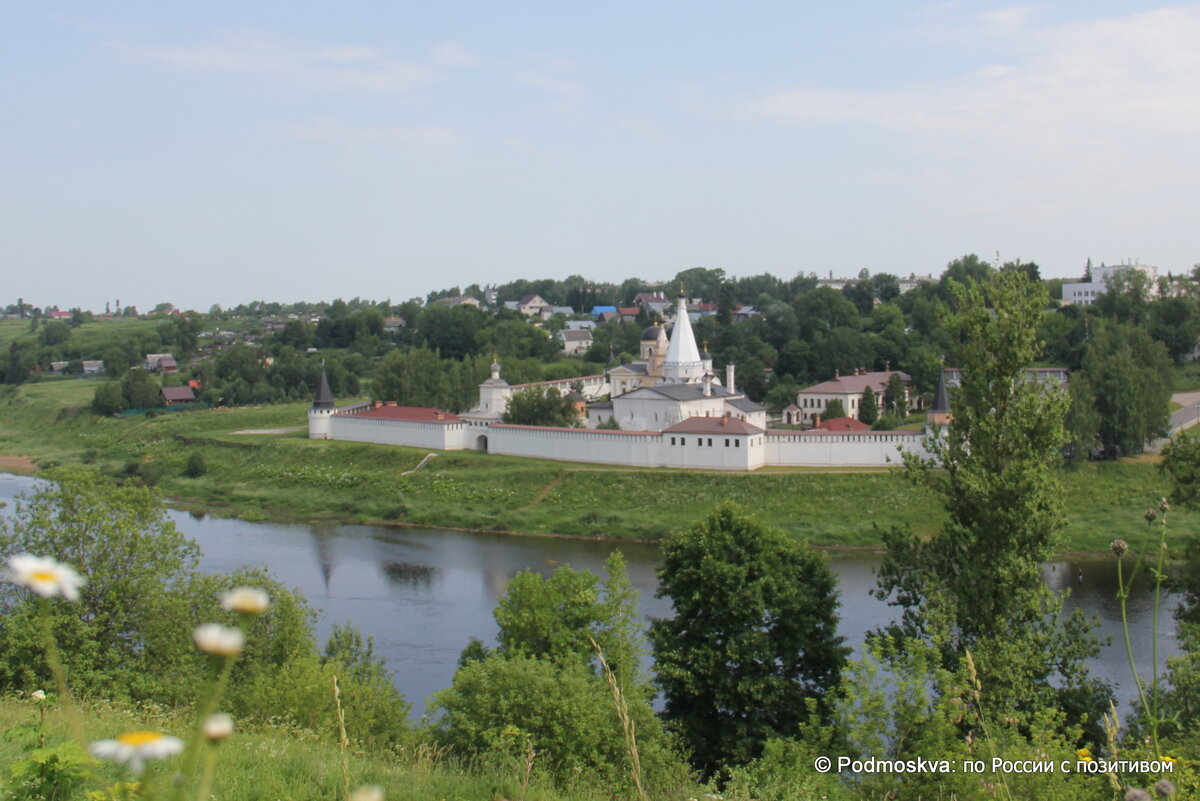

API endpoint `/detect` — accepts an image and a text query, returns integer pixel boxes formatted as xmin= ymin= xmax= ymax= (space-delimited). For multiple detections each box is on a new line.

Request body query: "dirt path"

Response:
xmin=521 ymin=470 xmax=570 ymax=511
xmin=0 ymin=456 xmax=38 ymax=473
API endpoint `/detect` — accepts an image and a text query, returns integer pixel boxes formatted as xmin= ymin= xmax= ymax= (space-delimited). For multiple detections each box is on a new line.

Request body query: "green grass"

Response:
xmin=0 ymin=380 xmax=1192 ymax=552
xmin=0 ymin=697 xmax=610 ymax=801
xmin=0 ymin=318 xmax=165 ymax=356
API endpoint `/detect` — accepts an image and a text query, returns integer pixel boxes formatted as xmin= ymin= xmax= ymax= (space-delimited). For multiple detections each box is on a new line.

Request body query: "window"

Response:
xmin=735 ymin=439 xmax=740 ymax=447
xmin=707 ymin=438 xmax=713 ymax=446
xmin=724 ymin=438 xmax=729 ymax=447
xmin=670 ymin=437 xmax=676 ymax=445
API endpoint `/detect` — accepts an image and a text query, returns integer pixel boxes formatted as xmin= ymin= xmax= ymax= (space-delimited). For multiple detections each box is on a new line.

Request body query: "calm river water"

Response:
xmin=0 ymin=473 xmax=1180 ymax=716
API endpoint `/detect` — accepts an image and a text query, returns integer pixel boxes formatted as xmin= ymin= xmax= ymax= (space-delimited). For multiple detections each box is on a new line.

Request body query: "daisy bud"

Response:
xmin=202 ymin=713 xmax=234 ymax=742
xmin=220 ymin=587 xmax=270 ymax=615
xmin=193 ymin=623 xmax=244 ymax=656
xmin=1111 ymin=539 xmax=1128 ymax=558
xmin=349 ymin=787 xmax=384 ymax=801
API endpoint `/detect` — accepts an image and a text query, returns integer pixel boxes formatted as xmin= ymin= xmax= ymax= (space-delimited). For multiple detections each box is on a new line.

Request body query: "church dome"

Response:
xmin=641 ymin=325 xmax=660 ymax=341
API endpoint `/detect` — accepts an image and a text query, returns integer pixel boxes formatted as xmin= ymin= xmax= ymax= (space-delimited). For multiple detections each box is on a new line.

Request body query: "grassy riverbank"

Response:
xmin=0 ymin=380 xmax=1190 ymax=551
xmin=0 ymin=696 xmax=603 ymax=801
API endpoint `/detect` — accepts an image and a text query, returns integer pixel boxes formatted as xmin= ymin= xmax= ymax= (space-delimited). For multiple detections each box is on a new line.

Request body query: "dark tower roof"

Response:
xmin=641 ymin=325 xmax=660 ymax=341
xmin=932 ymin=370 xmax=951 ymax=413
xmin=312 ymin=371 xmax=335 ymax=410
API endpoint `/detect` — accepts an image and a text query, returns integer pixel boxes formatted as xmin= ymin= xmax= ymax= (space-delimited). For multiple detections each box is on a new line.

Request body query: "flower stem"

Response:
xmin=1117 ymin=555 xmax=1152 ymax=731
xmin=37 ymin=600 xmax=84 ymax=743
xmin=1150 ymin=514 xmax=1168 ymax=758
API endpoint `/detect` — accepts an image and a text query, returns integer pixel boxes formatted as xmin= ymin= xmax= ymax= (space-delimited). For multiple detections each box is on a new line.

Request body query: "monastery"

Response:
xmin=309 ymin=292 xmax=928 ymax=470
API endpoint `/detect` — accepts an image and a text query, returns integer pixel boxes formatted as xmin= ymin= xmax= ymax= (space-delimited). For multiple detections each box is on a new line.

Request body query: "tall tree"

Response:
xmin=883 ymin=372 xmax=908 ymax=417
xmin=651 ymin=504 xmax=847 ymax=775
xmin=859 ymin=385 xmax=879 ymax=424
xmin=874 ymin=270 xmax=1107 ymax=727
xmin=1078 ymin=320 xmax=1172 ymax=457
xmin=502 ymin=386 xmax=581 ymax=427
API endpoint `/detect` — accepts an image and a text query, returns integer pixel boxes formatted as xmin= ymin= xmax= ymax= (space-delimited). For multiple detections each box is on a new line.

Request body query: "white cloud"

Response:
xmin=745 ymin=7 xmax=1200 ymax=149
xmin=430 ymin=42 xmax=478 ymax=67
xmin=281 ymin=118 xmax=464 ymax=147
xmin=516 ymin=70 xmax=586 ymax=110
xmin=116 ymin=33 xmax=436 ymax=92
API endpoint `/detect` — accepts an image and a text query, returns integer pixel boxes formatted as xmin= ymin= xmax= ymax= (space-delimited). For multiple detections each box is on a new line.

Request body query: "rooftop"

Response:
xmin=347 ymin=404 xmax=462 ymax=423
xmin=663 ymin=416 xmax=764 ymax=435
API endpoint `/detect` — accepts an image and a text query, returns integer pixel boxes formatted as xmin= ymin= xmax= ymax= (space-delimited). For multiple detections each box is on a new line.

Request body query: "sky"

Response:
xmin=4 ymin=2 xmax=1200 ymax=312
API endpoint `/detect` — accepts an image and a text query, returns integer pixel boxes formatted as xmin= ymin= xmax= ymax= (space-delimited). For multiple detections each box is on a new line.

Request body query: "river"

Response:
xmin=0 ymin=473 xmax=1181 ymax=717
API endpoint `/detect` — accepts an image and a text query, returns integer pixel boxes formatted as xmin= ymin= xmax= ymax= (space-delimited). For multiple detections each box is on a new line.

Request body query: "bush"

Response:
xmin=184 ymin=451 xmax=207 ymax=478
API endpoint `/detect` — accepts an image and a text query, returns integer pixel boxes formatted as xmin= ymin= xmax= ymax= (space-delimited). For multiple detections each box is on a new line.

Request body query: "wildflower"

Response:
xmin=349 ymin=786 xmax=385 ymax=801
xmin=90 ymin=731 xmax=184 ymax=776
xmin=1159 ymin=497 xmax=1171 ymax=514
xmin=6 ymin=555 xmax=84 ymax=601
xmin=1111 ymin=540 xmax=1129 ymax=558
xmin=1076 ymin=747 xmax=1093 ymax=762
xmin=220 ymin=587 xmax=270 ymax=615
xmin=202 ymin=713 xmax=234 ymax=742
xmin=1145 ymin=508 xmax=1158 ymax=523
xmin=193 ymin=623 xmax=244 ymax=656
xmin=1155 ymin=779 xmax=1176 ymax=797
xmin=30 ymin=689 xmax=46 ymax=702
xmin=1126 ymin=789 xmax=1151 ymax=801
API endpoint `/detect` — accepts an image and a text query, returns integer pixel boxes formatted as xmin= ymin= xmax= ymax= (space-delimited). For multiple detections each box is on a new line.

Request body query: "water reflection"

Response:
xmin=0 ymin=473 xmax=1182 ymax=718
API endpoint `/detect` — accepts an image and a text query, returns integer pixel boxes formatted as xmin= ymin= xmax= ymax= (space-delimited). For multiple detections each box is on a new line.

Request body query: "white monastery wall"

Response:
xmin=765 ymin=431 xmax=925 ymax=466
xmin=314 ymin=410 xmax=922 ymax=469
xmin=329 ymin=415 xmax=470 ymax=450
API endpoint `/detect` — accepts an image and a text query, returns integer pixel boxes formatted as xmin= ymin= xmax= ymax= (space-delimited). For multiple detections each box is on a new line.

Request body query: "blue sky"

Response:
xmin=4 ymin=2 xmax=1199 ymax=311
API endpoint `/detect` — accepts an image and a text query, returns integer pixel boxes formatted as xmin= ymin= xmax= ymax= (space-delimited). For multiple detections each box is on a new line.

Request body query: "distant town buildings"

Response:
xmin=1061 ymin=263 xmax=1159 ymax=306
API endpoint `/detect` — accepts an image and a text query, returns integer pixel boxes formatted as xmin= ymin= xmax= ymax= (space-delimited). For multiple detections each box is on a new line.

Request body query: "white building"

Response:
xmin=795 ymin=369 xmax=913 ymax=426
xmin=1062 ymin=264 xmax=1158 ymax=306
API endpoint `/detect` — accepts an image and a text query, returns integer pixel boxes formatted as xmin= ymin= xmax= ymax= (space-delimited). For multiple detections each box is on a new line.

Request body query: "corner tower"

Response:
xmin=308 ymin=371 xmax=336 ymax=439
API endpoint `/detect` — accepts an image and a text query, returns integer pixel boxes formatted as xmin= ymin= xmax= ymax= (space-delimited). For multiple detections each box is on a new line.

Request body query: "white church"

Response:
xmin=309 ymin=292 xmax=926 ymax=470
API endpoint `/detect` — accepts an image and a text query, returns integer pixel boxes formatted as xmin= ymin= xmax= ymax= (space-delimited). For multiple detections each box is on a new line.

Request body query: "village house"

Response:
xmin=160 ymin=386 xmax=196 ymax=405
xmin=144 ymin=353 xmax=178 ymax=373
xmin=557 ymin=328 xmax=593 ymax=355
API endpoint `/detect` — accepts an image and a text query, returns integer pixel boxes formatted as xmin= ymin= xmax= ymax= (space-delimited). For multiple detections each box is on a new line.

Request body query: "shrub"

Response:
xmin=184 ymin=452 xmax=207 ymax=478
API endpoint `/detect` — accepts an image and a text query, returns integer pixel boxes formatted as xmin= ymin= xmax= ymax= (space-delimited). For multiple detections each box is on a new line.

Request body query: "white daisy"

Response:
xmin=90 ymin=730 xmax=184 ymax=776
xmin=6 ymin=554 xmax=85 ymax=601
xmin=202 ymin=712 xmax=235 ymax=742
xmin=349 ymin=786 xmax=385 ymax=801
xmin=220 ymin=587 xmax=270 ymax=615
xmin=193 ymin=623 xmax=245 ymax=656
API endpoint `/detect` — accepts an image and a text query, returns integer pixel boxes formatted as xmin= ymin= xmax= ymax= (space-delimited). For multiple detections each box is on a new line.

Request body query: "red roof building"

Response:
xmin=348 ymin=403 xmax=462 ymax=423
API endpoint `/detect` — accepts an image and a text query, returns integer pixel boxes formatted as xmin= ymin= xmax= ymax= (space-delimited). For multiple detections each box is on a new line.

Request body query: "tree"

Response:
xmin=883 ymin=372 xmax=908 ymax=418
xmin=1078 ymin=320 xmax=1171 ymax=456
xmin=858 ymin=386 xmax=879 ymax=425
xmin=822 ymin=399 xmax=846 ymax=420
xmin=0 ymin=468 xmax=203 ymax=701
xmin=91 ymin=381 xmax=127 ymax=416
xmin=503 ymin=386 xmax=581 ymax=427
xmin=650 ymin=504 xmax=847 ymax=775
xmin=874 ymin=271 xmax=1107 ymax=727
xmin=119 ymin=368 xmax=160 ymax=409
xmin=37 ymin=320 xmax=70 ymax=347
xmin=435 ymin=555 xmax=686 ymax=791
